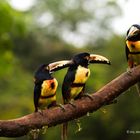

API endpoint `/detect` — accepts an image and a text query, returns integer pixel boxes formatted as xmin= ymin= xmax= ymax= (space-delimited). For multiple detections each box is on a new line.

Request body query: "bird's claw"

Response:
xmin=126 ymin=68 xmax=132 ymax=76
xmin=36 ymin=109 xmax=44 ymax=115
xmin=57 ymin=104 xmax=66 ymax=111
xmin=69 ymin=101 xmax=76 ymax=108
xmin=82 ymin=93 xmax=93 ymax=100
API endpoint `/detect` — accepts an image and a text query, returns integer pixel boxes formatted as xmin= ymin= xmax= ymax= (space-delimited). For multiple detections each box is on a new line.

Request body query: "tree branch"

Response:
xmin=1 ymin=65 xmax=140 ymax=138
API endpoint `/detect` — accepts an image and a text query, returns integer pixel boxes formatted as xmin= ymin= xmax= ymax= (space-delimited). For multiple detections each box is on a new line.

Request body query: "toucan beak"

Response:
xmin=48 ymin=60 xmax=73 ymax=72
xmin=126 ymin=26 xmax=139 ymax=40
xmin=89 ymin=54 xmax=111 ymax=65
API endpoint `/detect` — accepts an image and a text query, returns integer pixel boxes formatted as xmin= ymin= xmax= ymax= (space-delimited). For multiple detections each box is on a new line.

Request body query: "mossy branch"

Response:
xmin=0 ymin=65 xmax=140 ymax=137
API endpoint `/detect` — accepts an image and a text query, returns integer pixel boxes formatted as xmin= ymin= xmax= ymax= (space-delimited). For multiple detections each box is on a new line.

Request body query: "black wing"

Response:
xmin=62 ymin=67 xmax=76 ymax=103
xmin=125 ymin=44 xmax=130 ymax=61
xmin=34 ymin=82 xmax=42 ymax=112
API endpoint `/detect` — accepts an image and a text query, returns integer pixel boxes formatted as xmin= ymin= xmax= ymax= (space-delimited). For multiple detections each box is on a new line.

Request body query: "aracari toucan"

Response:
xmin=126 ymin=24 xmax=140 ymax=95
xmin=34 ymin=61 xmax=72 ymax=112
xmin=61 ymin=52 xmax=110 ymax=140
xmin=31 ymin=61 xmax=72 ymax=140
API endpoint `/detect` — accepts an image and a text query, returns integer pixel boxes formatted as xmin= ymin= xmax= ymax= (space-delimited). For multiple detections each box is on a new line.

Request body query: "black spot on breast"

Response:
xmin=51 ymin=82 xmax=55 ymax=89
xmin=86 ymin=72 xmax=89 ymax=77
xmin=131 ymin=44 xmax=135 ymax=48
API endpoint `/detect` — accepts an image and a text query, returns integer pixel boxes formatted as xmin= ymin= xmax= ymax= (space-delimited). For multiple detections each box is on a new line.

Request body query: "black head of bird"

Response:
xmin=126 ymin=24 xmax=140 ymax=56
xmin=34 ymin=64 xmax=52 ymax=81
xmin=72 ymin=52 xmax=90 ymax=67
xmin=126 ymin=24 xmax=140 ymax=41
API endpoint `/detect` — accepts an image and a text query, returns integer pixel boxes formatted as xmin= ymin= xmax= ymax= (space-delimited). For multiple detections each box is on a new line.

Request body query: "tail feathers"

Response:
xmin=136 ymin=82 xmax=140 ymax=96
xmin=61 ymin=122 xmax=68 ymax=140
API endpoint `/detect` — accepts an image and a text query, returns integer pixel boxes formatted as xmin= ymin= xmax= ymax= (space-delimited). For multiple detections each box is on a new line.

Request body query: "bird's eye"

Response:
xmin=84 ymin=56 xmax=89 ymax=60
xmin=46 ymin=66 xmax=50 ymax=70
xmin=134 ymin=30 xmax=140 ymax=35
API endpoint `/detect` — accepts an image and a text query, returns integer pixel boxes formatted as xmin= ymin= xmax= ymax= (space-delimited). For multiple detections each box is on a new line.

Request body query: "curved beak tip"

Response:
xmin=107 ymin=61 xmax=111 ymax=65
xmin=89 ymin=54 xmax=111 ymax=65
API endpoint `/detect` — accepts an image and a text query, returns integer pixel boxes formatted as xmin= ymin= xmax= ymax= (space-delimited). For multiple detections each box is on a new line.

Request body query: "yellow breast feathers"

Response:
xmin=41 ymin=78 xmax=58 ymax=97
xmin=126 ymin=40 xmax=140 ymax=52
xmin=74 ymin=65 xmax=90 ymax=84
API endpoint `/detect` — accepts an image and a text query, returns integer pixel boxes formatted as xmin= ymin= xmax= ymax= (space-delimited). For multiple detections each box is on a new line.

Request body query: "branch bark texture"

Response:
xmin=1 ymin=65 xmax=140 ymax=137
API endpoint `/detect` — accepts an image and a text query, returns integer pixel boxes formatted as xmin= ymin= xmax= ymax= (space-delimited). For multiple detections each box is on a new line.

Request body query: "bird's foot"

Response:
xmin=35 ymin=109 xmax=43 ymax=116
xmin=82 ymin=93 xmax=93 ymax=100
xmin=68 ymin=100 xmax=76 ymax=108
xmin=126 ymin=68 xmax=132 ymax=76
xmin=56 ymin=103 xmax=66 ymax=112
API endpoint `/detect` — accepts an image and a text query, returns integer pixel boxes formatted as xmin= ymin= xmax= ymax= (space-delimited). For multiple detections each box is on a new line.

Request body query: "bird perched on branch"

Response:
xmin=126 ymin=24 xmax=140 ymax=95
xmin=61 ymin=52 xmax=110 ymax=140
xmin=30 ymin=61 xmax=72 ymax=140
xmin=34 ymin=64 xmax=58 ymax=112
xmin=34 ymin=61 xmax=72 ymax=112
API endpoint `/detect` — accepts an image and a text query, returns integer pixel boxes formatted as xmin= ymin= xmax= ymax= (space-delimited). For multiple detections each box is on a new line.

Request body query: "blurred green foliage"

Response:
xmin=0 ymin=0 xmax=140 ymax=140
